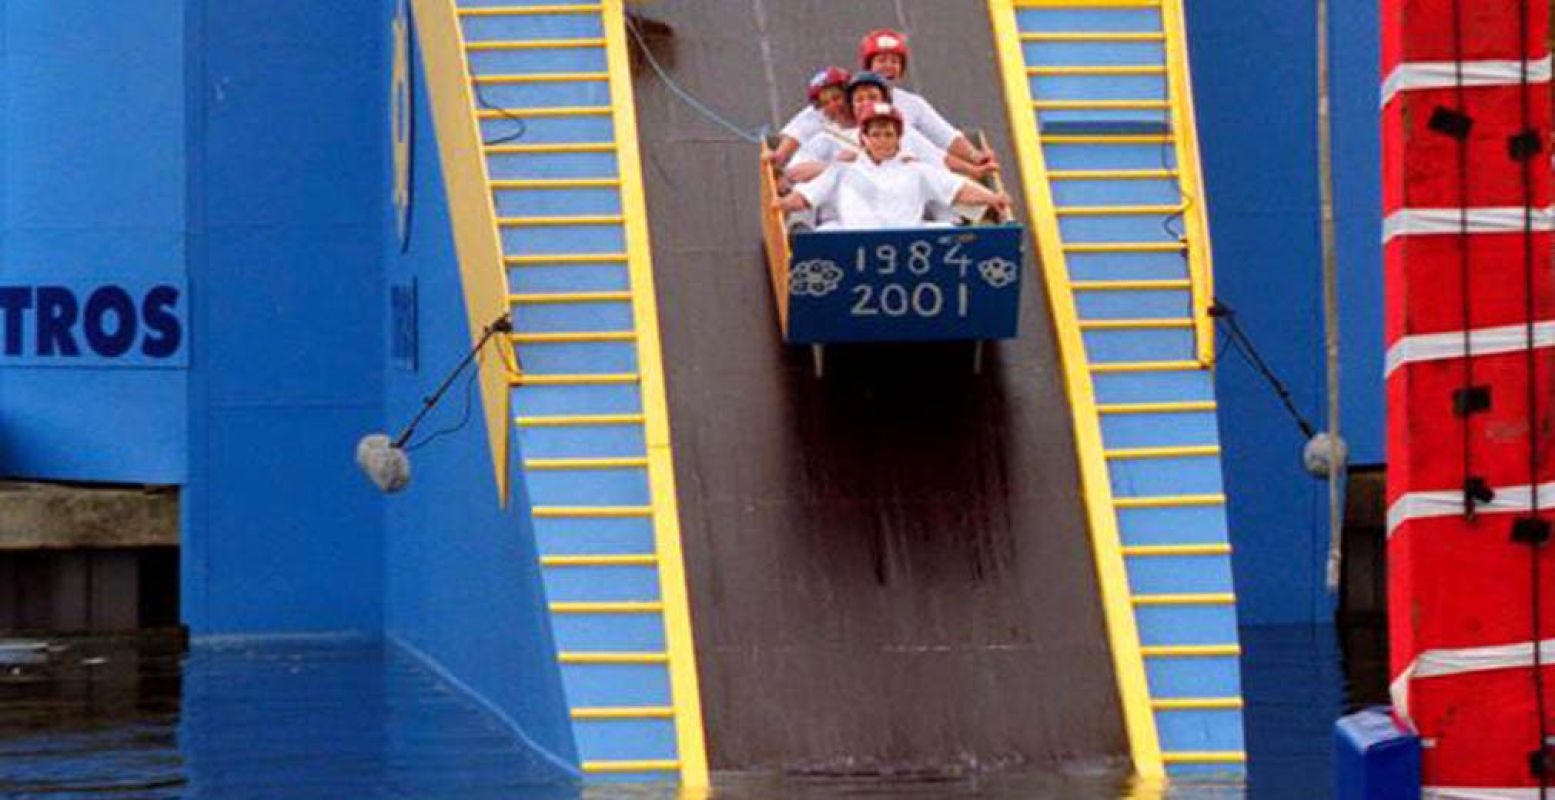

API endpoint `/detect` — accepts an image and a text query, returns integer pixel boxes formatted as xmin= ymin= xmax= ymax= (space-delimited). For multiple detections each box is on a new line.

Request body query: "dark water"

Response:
xmin=0 ymin=625 xmax=1369 ymax=799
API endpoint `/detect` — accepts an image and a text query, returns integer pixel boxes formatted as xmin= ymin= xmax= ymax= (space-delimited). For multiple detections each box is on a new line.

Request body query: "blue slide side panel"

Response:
xmin=1156 ymin=709 xmax=1245 ymax=752
xmin=1101 ymin=413 xmax=1219 ymax=449
xmin=543 ymin=565 xmax=661 ymax=604
xmin=1017 ymin=8 xmax=1161 ymax=31
xmin=502 ymin=225 xmax=627 ymax=257
xmin=1075 ymin=289 xmax=1191 ymax=320
xmin=562 ymin=663 xmax=673 ymax=707
xmin=517 ymin=341 xmax=639 ymax=374
xmin=514 ymin=383 xmax=643 ymax=415
xmin=518 ymin=424 xmax=646 ymax=459
xmin=1053 ymin=178 xmax=1180 ymax=207
xmin=510 ymin=300 xmax=634 ymax=333
xmin=510 ymin=264 xmax=631 ymax=293
xmin=574 ymin=719 xmax=677 ymax=762
xmin=1135 ymin=605 xmax=1239 ymax=647
xmin=476 ymin=81 xmax=611 ymax=109
xmin=1082 ymin=328 xmax=1195 ymax=363
xmin=1066 ymin=251 xmax=1188 ymax=282
xmin=1023 ymin=41 xmax=1165 ymax=68
xmin=1109 ymin=457 xmax=1225 ymax=498
xmin=1043 ymin=142 xmax=1176 ymax=171
xmin=497 ymin=187 xmax=623 ymax=217
xmin=1115 ymin=505 xmax=1230 ymax=547
xmin=551 ymin=614 xmax=667 ymax=652
xmin=533 ymin=517 xmax=657 ymax=558
xmin=523 ymin=468 xmax=650 ymax=507
xmin=480 ymin=114 xmax=614 ymax=143
xmin=1145 ymin=655 xmax=1242 ymax=699
xmin=1091 ymin=370 xmax=1212 ymax=403
xmin=466 ymin=47 xmax=607 ymax=75
xmin=1126 ymin=554 xmax=1235 ymax=595
xmin=461 ymin=14 xmax=603 ymax=42
xmin=487 ymin=152 xmax=618 ymax=180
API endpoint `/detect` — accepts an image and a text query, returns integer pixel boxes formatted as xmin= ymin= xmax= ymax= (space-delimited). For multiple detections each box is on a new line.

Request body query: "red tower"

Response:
xmin=1383 ymin=0 xmax=1555 ymax=793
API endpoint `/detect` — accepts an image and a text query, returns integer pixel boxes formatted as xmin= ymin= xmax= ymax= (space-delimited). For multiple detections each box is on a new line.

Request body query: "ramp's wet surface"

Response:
xmin=627 ymin=0 xmax=1125 ymax=773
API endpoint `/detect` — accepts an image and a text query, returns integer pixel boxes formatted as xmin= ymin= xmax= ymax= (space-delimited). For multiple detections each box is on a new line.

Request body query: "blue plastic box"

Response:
xmin=1334 ymin=707 xmax=1421 ymax=800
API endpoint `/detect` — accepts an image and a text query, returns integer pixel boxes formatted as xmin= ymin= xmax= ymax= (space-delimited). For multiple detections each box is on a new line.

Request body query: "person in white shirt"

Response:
xmin=784 ymin=72 xmax=993 ymax=185
xmin=857 ymin=28 xmax=995 ymax=169
xmin=768 ymin=66 xmax=852 ymax=168
xmin=774 ymin=103 xmax=1010 ymax=230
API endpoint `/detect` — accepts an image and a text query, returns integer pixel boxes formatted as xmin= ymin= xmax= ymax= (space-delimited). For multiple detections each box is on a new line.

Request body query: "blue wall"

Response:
xmin=181 ymin=1 xmax=388 ymax=633
xmin=0 ymin=1 xmax=187 ymax=483
xmin=380 ymin=28 xmax=575 ymax=771
xmin=1189 ymin=0 xmax=1383 ymax=624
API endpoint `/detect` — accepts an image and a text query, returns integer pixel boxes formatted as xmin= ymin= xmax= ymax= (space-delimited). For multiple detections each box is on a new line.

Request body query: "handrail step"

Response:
xmin=1043 ymin=134 xmax=1174 ymax=145
xmin=571 ymin=706 xmax=674 ymax=719
xmin=1033 ymin=99 xmax=1170 ymax=111
xmin=506 ymin=252 xmax=628 ymax=265
xmin=1161 ymin=751 xmax=1248 ymax=764
xmin=1058 ymin=203 xmax=1185 ymax=216
xmin=1089 ymin=360 xmax=1202 ymax=373
xmin=1079 ymin=317 xmax=1193 ymax=330
xmin=466 ymin=37 xmax=606 ymax=51
xmin=509 ymin=290 xmax=631 ymax=304
xmin=1071 ymin=279 xmax=1190 ymax=291
xmin=511 ymin=372 xmax=640 ymax=386
xmin=1051 ymin=168 xmax=1179 ymax=180
xmin=459 ymin=5 xmax=604 ymax=17
xmin=550 ymin=600 xmax=663 ymax=613
xmin=1098 ymin=400 xmax=1216 ymax=414
xmin=1132 ymin=592 xmax=1236 ymax=606
xmin=541 ymin=554 xmax=657 ymax=567
xmin=533 ymin=504 xmax=652 ymax=518
xmin=498 ymin=215 xmax=624 ymax=227
xmin=1064 ymin=241 xmax=1186 ymax=253
xmin=492 ymin=177 xmax=621 ymax=190
xmin=1020 ymin=31 xmax=1166 ymax=42
xmin=1104 ymin=444 xmax=1220 ymax=459
xmin=509 ymin=331 xmax=635 ymax=344
xmin=477 ymin=106 xmax=612 ymax=119
xmin=1152 ymin=697 xmax=1244 ymax=710
xmin=1114 ymin=493 xmax=1226 ymax=508
xmin=1141 ymin=644 xmax=1241 ymax=657
xmin=472 ymin=72 xmax=609 ymax=84
xmin=1122 ymin=543 xmax=1233 ymax=557
xmin=582 ymin=759 xmax=680 ymax=774
xmin=1028 ymin=65 xmax=1167 ymax=76
xmin=485 ymin=141 xmax=616 ymax=154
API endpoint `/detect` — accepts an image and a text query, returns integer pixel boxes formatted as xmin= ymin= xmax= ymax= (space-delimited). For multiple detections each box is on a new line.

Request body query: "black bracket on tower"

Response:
xmin=1464 ymin=476 xmax=1497 ymax=519
xmin=1429 ymin=106 xmax=1474 ymax=139
xmin=1453 ymin=385 xmax=1492 ymax=417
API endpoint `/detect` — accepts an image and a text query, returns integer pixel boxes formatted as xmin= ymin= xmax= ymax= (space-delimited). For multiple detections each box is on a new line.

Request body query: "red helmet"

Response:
xmin=857 ymin=102 xmax=905 ymax=132
xmin=858 ymin=29 xmax=909 ymax=74
xmin=805 ymin=66 xmax=851 ymax=104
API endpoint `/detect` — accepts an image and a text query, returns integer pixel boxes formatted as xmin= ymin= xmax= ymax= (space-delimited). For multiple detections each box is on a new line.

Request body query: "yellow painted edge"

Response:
xmin=541 ymin=554 xmax=657 ymax=566
xmin=412 ymin=0 xmax=513 ymax=507
xmin=1141 ymin=644 xmax=1241 ymax=657
xmin=1057 ymin=204 xmax=1185 ymax=216
xmin=505 ymin=252 xmax=628 ymax=264
xmin=486 ymin=142 xmax=617 ymax=154
xmin=1044 ymin=134 xmax=1173 ymax=144
xmin=466 ymin=37 xmax=607 ymax=50
xmin=1064 ymin=241 xmax=1186 ymax=253
xmin=559 ymin=651 xmax=668 ymax=664
xmin=1021 ymin=31 xmax=1166 ymax=41
xmin=1122 ymin=543 xmax=1232 ymax=557
xmin=1090 ymin=360 xmax=1201 ymax=373
xmin=989 ymin=0 xmax=1162 ymax=779
xmin=1161 ymin=751 xmax=1248 ymax=764
xmin=1028 ymin=65 xmax=1167 ymax=76
xmin=472 ymin=71 xmax=610 ymax=83
xmin=499 ymin=215 xmax=625 ymax=226
xmin=1132 ymin=592 xmax=1237 ymax=606
xmin=511 ymin=372 xmax=639 ymax=386
xmin=603 ymin=0 xmax=709 ymax=789
xmin=1071 ymin=280 xmax=1191 ymax=291
xmin=1015 ymin=0 xmax=1160 ymax=6
xmin=582 ymin=759 xmax=680 ymax=773
xmin=1105 ymin=444 xmax=1220 ymax=459
xmin=1033 ymin=99 xmax=1171 ymax=110
xmin=1115 ymin=493 xmax=1226 ymax=508
xmin=1078 ymin=317 xmax=1193 ymax=330
xmin=1152 ymin=697 xmax=1243 ymax=710
xmin=509 ymin=290 xmax=632 ymax=303
xmin=509 ymin=330 xmax=636 ymax=343
xmin=477 ymin=106 xmax=613 ymax=119
xmin=1098 ymin=400 xmax=1216 ymax=414
xmin=1162 ymin=0 xmax=1216 ymax=366
xmin=491 ymin=177 xmax=622 ymax=189
xmin=532 ymin=504 xmax=652 ymax=518
xmin=1050 ymin=169 xmax=1179 ymax=180
xmin=572 ymin=706 xmax=675 ymax=719
xmin=550 ymin=601 xmax=663 ymax=613
xmin=460 ymin=4 xmax=604 ymax=16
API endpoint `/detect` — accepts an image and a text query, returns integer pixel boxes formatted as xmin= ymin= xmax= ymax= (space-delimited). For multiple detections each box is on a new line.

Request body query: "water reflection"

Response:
xmin=0 ymin=625 xmax=1361 ymax=798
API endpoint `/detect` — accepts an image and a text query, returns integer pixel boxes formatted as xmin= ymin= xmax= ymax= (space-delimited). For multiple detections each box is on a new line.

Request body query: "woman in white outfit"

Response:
xmin=774 ymin=103 xmax=1010 ymax=230
xmin=858 ymin=28 xmax=996 ymax=170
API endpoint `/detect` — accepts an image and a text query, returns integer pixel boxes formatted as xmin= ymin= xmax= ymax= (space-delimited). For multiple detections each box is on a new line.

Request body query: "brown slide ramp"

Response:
xmin=630 ymin=0 xmax=1126 ymax=774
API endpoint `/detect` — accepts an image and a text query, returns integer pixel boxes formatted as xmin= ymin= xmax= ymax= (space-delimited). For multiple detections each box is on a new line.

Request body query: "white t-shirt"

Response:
xmin=892 ymin=87 xmax=962 ymax=151
xmin=780 ymin=105 xmax=827 ymax=142
xmin=788 ymin=125 xmax=946 ymax=172
xmin=795 ymin=155 xmax=967 ymax=230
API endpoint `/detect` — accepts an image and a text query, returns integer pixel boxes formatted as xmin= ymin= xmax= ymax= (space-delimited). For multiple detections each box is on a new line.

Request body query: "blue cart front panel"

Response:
xmin=784 ymin=225 xmax=1025 ymax=344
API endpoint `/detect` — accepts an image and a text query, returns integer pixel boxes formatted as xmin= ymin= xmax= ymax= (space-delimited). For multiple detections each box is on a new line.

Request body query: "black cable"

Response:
xmin=1515 ymin=0 xmax=1550 ymax=792
xmin=474 ymin=83 xmax=529 ymax=146
xmin=1449 ymin=0 xmax=1480 ymax=520
xmin=1211 ymin=301 xmax=1318 ymax=439
xmin=393 ymin=315 xmax=512 ymax=450
xmin=404 ymin=345 xmax=483 ymax=452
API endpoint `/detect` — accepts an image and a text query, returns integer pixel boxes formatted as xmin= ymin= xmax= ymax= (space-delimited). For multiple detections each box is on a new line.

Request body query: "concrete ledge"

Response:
xmin=0 ymin=482 xmax=178 ymax=550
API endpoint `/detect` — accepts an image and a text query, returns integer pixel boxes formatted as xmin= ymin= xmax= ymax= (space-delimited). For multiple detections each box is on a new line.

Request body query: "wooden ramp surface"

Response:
xmin=630 ymin=0 xmax=1127 ymax=773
